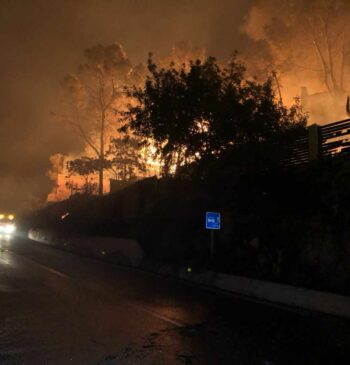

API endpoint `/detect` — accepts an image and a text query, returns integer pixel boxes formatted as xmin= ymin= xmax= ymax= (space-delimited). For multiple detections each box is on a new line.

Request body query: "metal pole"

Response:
xmin=210 ymin=229 xmax=215 ymax=257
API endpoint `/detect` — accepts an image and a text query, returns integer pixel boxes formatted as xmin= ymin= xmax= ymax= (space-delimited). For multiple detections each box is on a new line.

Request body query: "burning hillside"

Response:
xmin=47 ymin=42 xmax=201 ymax=202
xmin=47 ymin=1 xmax=350 ymax=202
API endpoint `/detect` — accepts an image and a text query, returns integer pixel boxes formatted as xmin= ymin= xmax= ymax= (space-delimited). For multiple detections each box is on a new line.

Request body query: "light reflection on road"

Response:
xmin=0 ymin=238 xmax=349 ymax=365
xmin=0 ymin=250 xmax=11 ymax=265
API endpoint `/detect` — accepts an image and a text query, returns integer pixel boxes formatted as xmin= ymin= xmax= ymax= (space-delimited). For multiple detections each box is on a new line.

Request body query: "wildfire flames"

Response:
xmin=47 ymin=143 xmax=161 ymax=202
xmin=47 ymin=0 xmax=350 ymax=203
xmin=47 ymin=153 xmax=107 ymax=202
xmin=46 ymin=43 xmax=199 ymax=202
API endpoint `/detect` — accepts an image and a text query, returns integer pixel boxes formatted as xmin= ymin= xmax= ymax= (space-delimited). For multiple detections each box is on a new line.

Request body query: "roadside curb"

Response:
xmin=176 ymin=270 xmax=350 ymax=319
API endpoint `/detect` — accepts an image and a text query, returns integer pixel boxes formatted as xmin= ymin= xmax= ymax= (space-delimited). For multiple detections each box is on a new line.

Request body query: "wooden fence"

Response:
xmin=320 ymin=119 xmax=350 ymax=157
xmin=284 ymin=118 xmax=350 ymax=166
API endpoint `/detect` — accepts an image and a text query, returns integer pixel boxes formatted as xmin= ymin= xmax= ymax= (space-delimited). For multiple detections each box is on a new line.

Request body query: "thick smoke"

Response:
xmin=241 ymin=0 xmax=350 ymax=122
xmin=5 ymin=0 xmax=343 ymax=210
xmin=0 ymin=0 xmax=255 ymax=210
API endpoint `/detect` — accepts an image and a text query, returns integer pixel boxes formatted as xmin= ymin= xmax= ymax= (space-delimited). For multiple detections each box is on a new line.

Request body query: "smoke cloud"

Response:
xmin=0 ymin=0 xmax=256 ymax=210
xmin=11 ymin=0 xmax=340 ymax=210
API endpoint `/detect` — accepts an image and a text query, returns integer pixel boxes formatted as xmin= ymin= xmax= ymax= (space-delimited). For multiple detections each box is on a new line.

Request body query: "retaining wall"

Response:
xmin=28 ymin=228 xmax=144 ymax=267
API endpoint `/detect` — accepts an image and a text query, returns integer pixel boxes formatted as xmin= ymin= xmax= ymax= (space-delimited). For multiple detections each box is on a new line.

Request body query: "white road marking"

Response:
xmin=34 ymin=262 xmax=70 ymax=279
xmin=10 ymin=252 xmax=70 ymax=279
xmin=127 ymin=302 xmax=184 ymax=327
xmin=0 ymin=256 xmax=10 ymax=264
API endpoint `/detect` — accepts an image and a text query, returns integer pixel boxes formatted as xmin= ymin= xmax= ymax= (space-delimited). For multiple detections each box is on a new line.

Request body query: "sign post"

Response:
xmin=205 ymin=212 xmax=221 ymax=257
xmin=210 ymin=230 xmax=215 ymax=257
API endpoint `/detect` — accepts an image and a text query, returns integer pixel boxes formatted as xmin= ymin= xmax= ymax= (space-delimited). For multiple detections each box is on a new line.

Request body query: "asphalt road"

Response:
xmin=0 ymin=235 xmax=349 ymax=365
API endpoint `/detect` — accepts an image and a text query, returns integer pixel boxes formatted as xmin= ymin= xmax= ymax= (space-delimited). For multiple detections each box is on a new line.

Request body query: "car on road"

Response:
xmin=0 ymin=213 xmax=16 ymax=249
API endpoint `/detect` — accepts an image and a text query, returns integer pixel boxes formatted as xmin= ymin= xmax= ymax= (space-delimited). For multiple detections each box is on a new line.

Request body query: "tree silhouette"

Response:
xmin=58 ymin=43 xmax=144 ymax=195
xmin=124 ymin=55 xmax=307 ymax=176
xmin=106 ymin=137 xmax=146 ymax=181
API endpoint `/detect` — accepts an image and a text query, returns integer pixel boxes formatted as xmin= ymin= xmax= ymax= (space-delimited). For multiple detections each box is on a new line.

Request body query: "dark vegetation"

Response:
xmin=27 ymin=56 xmax=350 ymax=294
xmin=26 ymin=156 xmax=350 ymax=295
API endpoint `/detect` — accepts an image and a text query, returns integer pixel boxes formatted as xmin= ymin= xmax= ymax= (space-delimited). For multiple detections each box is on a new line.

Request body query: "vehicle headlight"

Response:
xmin=6 ymin=224 xmax=15 ymax=234
xmin=0 ymin=224 xmax=15 ymax=234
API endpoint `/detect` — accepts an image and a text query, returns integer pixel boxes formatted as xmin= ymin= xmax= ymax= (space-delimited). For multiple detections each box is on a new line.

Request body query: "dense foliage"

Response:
xmin=124 ymin=55 xmax=307 ymax=175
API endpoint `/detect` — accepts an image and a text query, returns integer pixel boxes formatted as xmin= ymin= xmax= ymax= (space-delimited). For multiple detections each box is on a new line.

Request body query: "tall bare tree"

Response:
xmin=244 ymin=0 xmax=350 ymax=106
xmin=58 ymin=43 xmax=142 ymax=195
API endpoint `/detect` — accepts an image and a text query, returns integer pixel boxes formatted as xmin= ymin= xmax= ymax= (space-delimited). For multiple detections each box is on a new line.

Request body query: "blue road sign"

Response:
xmin=206 ymin=212 xmax=221 ymax=230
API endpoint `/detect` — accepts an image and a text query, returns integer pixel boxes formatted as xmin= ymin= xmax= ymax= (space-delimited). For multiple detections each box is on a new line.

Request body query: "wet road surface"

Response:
xmin=0 ymin=236 xmax=349 ymax=364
